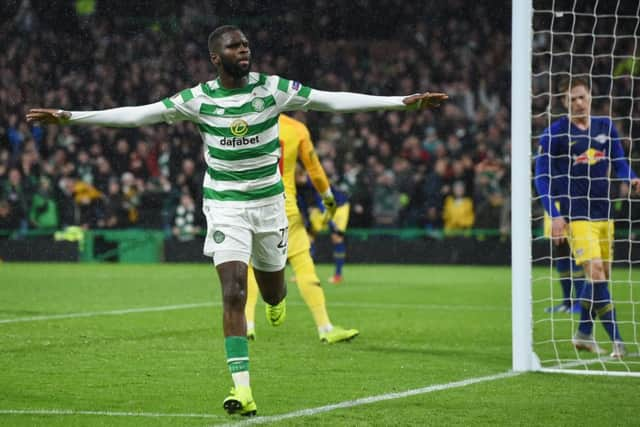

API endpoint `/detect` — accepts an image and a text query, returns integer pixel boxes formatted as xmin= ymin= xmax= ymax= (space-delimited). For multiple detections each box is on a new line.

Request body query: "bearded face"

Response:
xmin=220 ymin=54 xmax=251 ymax=78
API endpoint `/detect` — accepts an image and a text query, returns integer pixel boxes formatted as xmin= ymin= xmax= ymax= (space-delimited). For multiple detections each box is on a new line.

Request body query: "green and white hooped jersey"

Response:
xmin=162 ymin=72 xmax=312 ymax=208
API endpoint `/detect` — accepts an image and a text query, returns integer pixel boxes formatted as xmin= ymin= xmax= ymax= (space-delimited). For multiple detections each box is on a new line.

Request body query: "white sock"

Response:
xmin=232 ymin=371 xmax=250 ymax=388
xmin=318 ymin=324 xmax=333 ymax=334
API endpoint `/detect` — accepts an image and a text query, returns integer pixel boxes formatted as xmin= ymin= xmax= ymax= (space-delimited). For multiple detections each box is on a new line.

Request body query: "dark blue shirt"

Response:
xmin=534 ymin=116 xmax=636 ymax=220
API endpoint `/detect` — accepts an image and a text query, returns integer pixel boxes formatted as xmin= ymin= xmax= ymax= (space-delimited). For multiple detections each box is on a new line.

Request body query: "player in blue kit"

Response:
xmin=534 ymin=77 xmax=640 ymax=358
xmin=308 ymin=183 xmax=350 ymax=284
xmin=542 ymin=210 xmax=585 ymax=314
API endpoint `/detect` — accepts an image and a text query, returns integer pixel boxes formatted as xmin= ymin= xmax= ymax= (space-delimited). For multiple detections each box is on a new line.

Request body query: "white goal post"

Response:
xmin=512 ymin=0 xmax=640 ymax=376
xmin=511 ymin=0 xmax=535 ymax=373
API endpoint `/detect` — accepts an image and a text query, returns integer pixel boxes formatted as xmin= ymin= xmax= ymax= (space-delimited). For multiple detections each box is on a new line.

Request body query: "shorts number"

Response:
xmin=277 ymin=227 xmax=288 ymax=249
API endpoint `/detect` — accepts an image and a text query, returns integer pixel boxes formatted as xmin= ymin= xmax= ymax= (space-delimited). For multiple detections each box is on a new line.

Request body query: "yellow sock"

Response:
xmin=245 ymin=264 xmax=259 ymax=327
xmin=290 ymin=251 xmax=331 ymax=329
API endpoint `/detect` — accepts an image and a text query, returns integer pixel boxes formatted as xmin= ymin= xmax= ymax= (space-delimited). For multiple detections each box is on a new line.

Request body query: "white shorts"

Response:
xmin=202 ymin=198 xmax=288 ymax=272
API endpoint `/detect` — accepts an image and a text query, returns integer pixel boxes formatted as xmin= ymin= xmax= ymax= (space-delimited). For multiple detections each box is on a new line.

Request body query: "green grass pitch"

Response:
xmin=1 ymin=263 xmax=639 ymax=426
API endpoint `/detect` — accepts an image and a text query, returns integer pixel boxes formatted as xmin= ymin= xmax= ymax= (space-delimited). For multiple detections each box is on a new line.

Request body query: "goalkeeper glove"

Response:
xmin=321 ymin=189 xmax=337 ymax=225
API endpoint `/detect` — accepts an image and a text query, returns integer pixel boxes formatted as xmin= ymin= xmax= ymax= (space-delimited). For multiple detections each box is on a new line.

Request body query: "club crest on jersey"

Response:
xmin=251 ymin=98 xmax=266 ymax=112
xmin=230 ymin=119 xmax=249 ymax=136
xmin=573 ymin=148 xmax=605 ymax=166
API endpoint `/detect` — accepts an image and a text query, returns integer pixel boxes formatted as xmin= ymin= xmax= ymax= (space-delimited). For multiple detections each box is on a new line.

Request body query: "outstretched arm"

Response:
xmin=304 ymin=90 xmax=448 ymax=113
xmin=26 ymin=102 xmax=177 ymax=127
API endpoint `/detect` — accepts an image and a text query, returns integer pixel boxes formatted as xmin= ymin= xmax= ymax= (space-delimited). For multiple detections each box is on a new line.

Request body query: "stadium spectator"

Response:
xmin=423 ymin=158 xmax=449 ymax=229
xmin=29 ymin=176 xmax=59 ymax=230
xmin=172 ymin=192 xmax=200 ymax=241
xmin=2 ymin=168 xmax=29 ymax=231
xmin=372 ymin=166 xmax=401 ymax=227
xmin=0 ymin=200 xmax=21 ymax=232
xmin=97 ymin=178 xmax=129 ymax=229
xmin=442 ymin=180 xmax=475 ymax=232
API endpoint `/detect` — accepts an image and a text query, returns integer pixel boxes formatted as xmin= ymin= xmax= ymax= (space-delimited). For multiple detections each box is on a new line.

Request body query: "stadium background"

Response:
xmin=0 ymin=0 xmax=516 ymax=262
xmin=1 ymin=0 xmax=638 ymax=264
xmin=2 ymin=1 xmax=640 ymax=425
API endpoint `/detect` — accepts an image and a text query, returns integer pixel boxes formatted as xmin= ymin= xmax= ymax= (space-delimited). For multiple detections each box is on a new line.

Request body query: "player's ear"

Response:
xmin=210 ymin=52 xmax=219 ymax=67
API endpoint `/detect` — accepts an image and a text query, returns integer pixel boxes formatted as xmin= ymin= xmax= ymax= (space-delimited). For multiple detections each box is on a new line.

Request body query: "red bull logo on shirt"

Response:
xmin=573 ymin=148 xmax=606 ymax=166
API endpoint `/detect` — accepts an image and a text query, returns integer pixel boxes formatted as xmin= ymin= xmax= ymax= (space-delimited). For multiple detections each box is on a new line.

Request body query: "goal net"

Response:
xmin=513 ymin=0 xmax=640 ymax=376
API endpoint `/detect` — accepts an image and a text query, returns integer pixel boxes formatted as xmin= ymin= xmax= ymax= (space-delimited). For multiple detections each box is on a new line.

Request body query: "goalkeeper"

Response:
xmin=535 ymin=77 xmax=640 ymax=358
xmin=244 ymin=114 xmax=358 ymax=344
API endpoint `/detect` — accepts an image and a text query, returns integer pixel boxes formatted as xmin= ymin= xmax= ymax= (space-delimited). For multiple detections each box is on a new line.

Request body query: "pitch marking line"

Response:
xmin=0 ymin=408 xmax=224 ymax=420
xmin=216 ymin=370 xmax=521 ymax=426
xmin=0 ymin=301 xmax=505 ymax=325
xmin=0 ymin=371 xmax=519 ymax=424
xmin=0 ymin=302 xmax=217 ymax=324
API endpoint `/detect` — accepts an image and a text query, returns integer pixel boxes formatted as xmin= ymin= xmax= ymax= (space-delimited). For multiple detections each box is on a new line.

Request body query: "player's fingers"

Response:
xmin=25 ymin=113 xmax=47 ymax=123
xmin=27 ymin=108 xmax=56 ymax=117
xmin=422 ymin=93 xmax=449 ymax=108
xmin=427 ymin=92 xmax=448 ymax=100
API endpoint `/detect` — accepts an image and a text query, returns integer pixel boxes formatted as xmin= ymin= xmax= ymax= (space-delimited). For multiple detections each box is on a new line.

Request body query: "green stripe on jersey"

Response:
xmin=207 ymin=137 xmax=280 ymax=161
xmin=162 ymin=98 xmax=175 ymax=108
xmin=207 ymin=162 xmax=278 ymax=181
xmin=180 ymin=89 xmax=194 ymax=102
xmin=298 ymin=85 xmax=311 ymax=98
xmin=277 ymin=77 xmax=290 ymax=92
xmin=199 ymin=95 xmax=276 ymax=116
xmin=200 ymin=74 xmax=267 ymax=98
xmin=198 ymin=115 xmax=278 ymax=137
xmin=203 ymin=180 xmax=284 ymax=201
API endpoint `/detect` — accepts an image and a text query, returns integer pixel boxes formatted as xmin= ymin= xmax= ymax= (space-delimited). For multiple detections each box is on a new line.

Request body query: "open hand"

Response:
xmin=26 ymin=108 xmax=71 ymax=124
xmin=321 ymin=194 xmax=337 ymax=225
xmin=402 ymin=92 xmax=448 ymax=109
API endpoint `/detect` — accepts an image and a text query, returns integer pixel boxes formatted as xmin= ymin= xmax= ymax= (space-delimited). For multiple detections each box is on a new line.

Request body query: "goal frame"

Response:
xmin=511 ymin=0 xmax=536 ymax=373
xmin=511 ymin=0 xmax=640 ymax=377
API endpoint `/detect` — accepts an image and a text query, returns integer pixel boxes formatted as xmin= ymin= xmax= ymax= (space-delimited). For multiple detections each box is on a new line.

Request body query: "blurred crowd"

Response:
xmin=0 ymin=0 xmax=512 ymax=238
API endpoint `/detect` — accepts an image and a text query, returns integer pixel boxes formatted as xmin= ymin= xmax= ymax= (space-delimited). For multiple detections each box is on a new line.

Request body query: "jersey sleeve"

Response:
xmin=305 ymin=89 xmax=407 ymax=112
xmin=272 ymin=77 xmax=315 ymax=111
xmin=68 ymin=84 xmax=204 ymax=127
xmin=609 ymin=120 xmax=638 ymax=180
xmin=297 ymin=127 xmax=331 ymax=195
xmin=69 ymin=102 xmax=176 ymax=127
xmin=160 ymin=85 xmax=205 ymax=124
xmin=271 ymin=76 xmax=407 ymax=113
xmin=534 ymin=127 xmax=562 ymax=217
